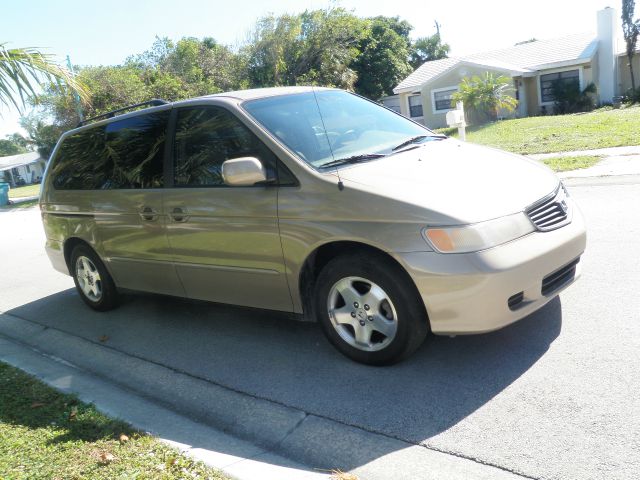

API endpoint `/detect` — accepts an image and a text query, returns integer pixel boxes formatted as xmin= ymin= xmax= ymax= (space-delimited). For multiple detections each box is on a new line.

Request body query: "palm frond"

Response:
xmin=0 ymin=43 xmax=89 ymax=112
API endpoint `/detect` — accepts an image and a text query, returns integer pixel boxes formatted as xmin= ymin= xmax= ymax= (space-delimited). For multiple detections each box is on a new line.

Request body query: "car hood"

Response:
xmin=336 ymin=138 xmax=560 ymax=224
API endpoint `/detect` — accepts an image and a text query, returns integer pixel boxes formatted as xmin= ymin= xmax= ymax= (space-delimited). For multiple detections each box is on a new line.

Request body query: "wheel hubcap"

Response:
xmin=327 ymin=276 xmax=398 ymax=352
xmin=75 ymin=256 xmax=102 ymax=302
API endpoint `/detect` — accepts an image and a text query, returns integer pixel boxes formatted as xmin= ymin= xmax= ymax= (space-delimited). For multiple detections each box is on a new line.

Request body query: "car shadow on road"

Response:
xmin=2 ymin=289 xmax=562 ymax=471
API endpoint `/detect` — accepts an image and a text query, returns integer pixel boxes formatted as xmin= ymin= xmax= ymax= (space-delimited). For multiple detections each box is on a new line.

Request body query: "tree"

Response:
xmin=0 ymin=43 xmax=88 ymax=113
xmin=36 ymin=36 xmax=247 ymax=132
xmin=36 ymin=65 xmax=148 ymax=128
xmin=622 ymin=0 xmax=639 ymax=94
xmin=0 ymin=134 xmax=28 ymax=156
xmin=452 ymin=73 xmax=518 ymax=124
xmin=352 ymin=16 xmax=413 ymax=100
xmin=245 ymin=8 xmax=367 ymax=89
xmin=21 ymin=113 xmax=65 ymax=159
xmin=409 ymin=22 xmax=450 ymax=69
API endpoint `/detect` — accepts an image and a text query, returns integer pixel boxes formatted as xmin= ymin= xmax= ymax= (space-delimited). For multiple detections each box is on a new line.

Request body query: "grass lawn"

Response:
xmin=0 ymin=362 xmax=229 ymax=480
xmin=437 ymin=104 xmax=640 ymax=155
xmin=542 ymin=155 xmax=603 ymax=172
xmin=8 ymin=183 xmax=40 ymax=199
xmin=0 ymin=199 xmax=39 ymax=210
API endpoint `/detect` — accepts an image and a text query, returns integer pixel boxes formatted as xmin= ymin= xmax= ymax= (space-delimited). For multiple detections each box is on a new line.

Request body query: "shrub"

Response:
xmin=551 ymin=81 xmax=596 ymax=114
xmin=452 ymin=72 xmax=518 ymax=125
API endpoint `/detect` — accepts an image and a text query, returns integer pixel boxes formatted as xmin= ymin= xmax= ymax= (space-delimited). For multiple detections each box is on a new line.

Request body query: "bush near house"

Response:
xmin=451 ymin=72 xmax=518 ymax=125
xmin=437 ymin=104 xmax=640 ymax=154
xmin=551 ymin=80 xmax=597 ymax=114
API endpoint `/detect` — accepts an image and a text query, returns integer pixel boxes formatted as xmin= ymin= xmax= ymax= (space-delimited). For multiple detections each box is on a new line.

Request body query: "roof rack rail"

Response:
xmin=76 ymin=99 xmax=169 ymax=127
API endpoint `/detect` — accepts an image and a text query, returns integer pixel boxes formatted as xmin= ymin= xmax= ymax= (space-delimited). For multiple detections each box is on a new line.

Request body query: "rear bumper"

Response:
xmin=45 ymin=239 xmax=70 ymax=276
xmin=399 ymin=207 xmax=586 ymax=335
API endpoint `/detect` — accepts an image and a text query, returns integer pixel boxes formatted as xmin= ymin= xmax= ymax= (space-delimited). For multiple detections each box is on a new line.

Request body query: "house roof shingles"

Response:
xmin=394 ymin=33 xmax=598 ymax=93
xmin=0 ymin=151 xmax=42 ymax=171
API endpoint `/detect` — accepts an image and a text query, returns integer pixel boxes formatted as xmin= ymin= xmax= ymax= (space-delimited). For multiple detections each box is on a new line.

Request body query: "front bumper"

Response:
xmin=398 ymin=207 xmax=587 ymax=335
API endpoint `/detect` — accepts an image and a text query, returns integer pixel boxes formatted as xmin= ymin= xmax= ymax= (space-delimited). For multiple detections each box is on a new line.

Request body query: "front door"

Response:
xmin=164 ymin=105 xmax=292 ymax=311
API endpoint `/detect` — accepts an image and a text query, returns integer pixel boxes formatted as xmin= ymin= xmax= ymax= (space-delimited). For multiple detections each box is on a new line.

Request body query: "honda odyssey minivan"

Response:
xmin=40 ymin=87 xmax=586 ymax=365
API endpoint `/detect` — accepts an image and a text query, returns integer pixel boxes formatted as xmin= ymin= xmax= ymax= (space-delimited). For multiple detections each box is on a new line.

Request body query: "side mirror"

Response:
xmin=221 ymin=157 xmax=267 ymax=186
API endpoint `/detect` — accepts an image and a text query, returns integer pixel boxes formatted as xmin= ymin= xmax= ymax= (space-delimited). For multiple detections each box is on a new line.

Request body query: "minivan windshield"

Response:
xmin=243 ymin=90 xmax=443 ymax=169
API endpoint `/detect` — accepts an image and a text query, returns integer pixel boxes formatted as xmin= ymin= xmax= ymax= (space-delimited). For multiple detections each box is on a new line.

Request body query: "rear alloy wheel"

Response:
xmin=76 ymin=256 xmax=103 ymax=302
xmin=70 ymin=245 xmax=119 ymax=311
xmin=315 ymin=253 xmax=428 ymax=365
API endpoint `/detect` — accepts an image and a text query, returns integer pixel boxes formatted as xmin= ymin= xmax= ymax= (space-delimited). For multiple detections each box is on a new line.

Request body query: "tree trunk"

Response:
xmin=629 ymin=53 xmax=637 ymax=93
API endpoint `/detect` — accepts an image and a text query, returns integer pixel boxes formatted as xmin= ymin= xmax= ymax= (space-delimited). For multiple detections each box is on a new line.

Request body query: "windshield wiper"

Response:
xmin=320 ymin=153 xmax=387 ymax=169
xmin=391 ymin=134 xmax=447 ymax=152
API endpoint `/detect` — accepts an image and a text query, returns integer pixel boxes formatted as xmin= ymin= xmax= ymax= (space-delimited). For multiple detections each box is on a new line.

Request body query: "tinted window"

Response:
xmin=173 ymin=106 xmax=277 ymax=187
xmin=51 ymin=111 xmax=169 ymax=190
xmin=540 ymin=70 xmax=579 ymax=103
xmin=51 ymin=126 xmax=107 ymax=190
xmin=103 ymin=112 xmax=168 ymax=188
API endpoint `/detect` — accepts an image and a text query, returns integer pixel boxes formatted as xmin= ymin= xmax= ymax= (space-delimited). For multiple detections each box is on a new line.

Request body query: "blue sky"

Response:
xmin=1 ymin=0 xmax=615 ymax=136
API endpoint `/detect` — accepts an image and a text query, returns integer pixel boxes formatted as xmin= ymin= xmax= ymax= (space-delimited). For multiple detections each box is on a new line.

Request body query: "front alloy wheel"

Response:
xmin=315 ymin=252 xmax=429 ymax=365
xmin=327 ymin=276 xmax=398 ymax=352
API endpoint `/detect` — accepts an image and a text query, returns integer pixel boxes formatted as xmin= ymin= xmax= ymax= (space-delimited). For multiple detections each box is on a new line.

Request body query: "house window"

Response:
xmin=540 ymin=70 xmax=579 ymax=103
xmin=433 ymin=88 xmax=457 ymax=112
xmin=408 ymin=95 xmax=423 ymax=117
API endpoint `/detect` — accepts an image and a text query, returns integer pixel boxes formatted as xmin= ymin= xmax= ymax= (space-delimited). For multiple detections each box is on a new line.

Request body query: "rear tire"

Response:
xmin=70 ymin=245 xmax=120 ymax=311
xmin=315 ymin=252 xmax=428 ymax=365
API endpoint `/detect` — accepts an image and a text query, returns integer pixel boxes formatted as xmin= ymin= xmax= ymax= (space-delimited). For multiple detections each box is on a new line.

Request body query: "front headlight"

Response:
xmin=423 ymin=213 xmax=535 ymax=254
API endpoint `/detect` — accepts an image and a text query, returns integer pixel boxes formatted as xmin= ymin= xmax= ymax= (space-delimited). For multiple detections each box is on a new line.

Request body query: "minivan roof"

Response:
xmin=62 ymin=86 xmax=336 ymax=137
xmin=197 ymin=85 xmax=333 ymax=101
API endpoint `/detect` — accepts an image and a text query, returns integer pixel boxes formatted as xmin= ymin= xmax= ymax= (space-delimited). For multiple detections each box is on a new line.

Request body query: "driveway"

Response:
xmin=1 ymin=177 xmax=639 ymax=479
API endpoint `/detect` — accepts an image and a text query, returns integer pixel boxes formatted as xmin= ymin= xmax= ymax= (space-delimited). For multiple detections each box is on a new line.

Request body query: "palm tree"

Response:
xmin=0 ymin=43 xmax=88 ymax=113
xmin=452 ymin=72 xmax=518 ymax=125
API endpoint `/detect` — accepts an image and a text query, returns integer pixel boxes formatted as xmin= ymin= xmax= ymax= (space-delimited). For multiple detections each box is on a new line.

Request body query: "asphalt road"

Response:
xmin=1 ymin=177 xmax=639 ymax=479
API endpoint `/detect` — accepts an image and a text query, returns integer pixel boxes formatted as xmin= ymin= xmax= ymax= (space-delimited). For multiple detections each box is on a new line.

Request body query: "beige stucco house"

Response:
xmin=388 ymin=7 xmax=640 ymax=129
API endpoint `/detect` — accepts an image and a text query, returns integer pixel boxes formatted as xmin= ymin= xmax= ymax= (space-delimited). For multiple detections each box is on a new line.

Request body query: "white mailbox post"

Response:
xmin=446 ymin=101 xmax=466 ymax=141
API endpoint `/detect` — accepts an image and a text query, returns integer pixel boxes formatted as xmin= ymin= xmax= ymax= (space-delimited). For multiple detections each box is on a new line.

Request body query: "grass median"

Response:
xmin=0 ymin=362 xmax=229 ymax=480
xmin=542 ymin=155 xmax=603 ymax=172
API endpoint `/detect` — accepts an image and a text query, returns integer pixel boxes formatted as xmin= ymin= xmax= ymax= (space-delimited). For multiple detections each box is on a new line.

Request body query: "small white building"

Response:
xmin=0 ymin=151 xmax=46 ymax=187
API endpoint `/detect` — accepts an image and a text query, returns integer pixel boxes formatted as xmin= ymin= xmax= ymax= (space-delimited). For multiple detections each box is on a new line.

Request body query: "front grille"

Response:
xmin=526 ymin=185 xmax=571 ymax=231
xmin=541 ymin=257 xmax=580 ymax=296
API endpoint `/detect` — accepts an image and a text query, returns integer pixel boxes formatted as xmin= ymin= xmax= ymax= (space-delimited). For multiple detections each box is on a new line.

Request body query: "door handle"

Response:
xmin=170 ymin=207 xmax=190 ymax=223
xmin=139 ymin=206 xmax=158 ymax=222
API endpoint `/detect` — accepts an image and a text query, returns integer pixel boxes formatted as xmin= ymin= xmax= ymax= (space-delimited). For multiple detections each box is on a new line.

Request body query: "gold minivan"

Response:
xmin=40 ymin=87 xmax=586 ymax=365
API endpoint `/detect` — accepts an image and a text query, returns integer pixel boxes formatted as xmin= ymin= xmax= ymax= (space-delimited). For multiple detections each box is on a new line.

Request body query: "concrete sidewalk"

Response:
xmin=526 ymin=145 xmax=640 ymax=179
xmin=527 ymin=145 xmax=640 ymax=160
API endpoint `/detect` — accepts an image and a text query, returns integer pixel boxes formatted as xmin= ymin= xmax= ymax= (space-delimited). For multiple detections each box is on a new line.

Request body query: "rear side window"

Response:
xmin=51 ymin=111 xmax=169 ymax=190
xmin=51 ymin=127 xmax=107 ymax=190
xmin=173 ymin=106 xmax=277 ymax=187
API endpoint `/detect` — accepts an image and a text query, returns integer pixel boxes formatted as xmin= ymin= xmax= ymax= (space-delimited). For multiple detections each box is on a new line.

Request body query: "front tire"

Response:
xmin=315 ymin=252 xmax=428 ymax=365
xmin=70 ymin=245 xmax=120 ymax=311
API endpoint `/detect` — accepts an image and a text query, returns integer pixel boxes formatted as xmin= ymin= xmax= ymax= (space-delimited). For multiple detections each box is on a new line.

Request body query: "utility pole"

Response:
xmin=66 ymin=55 xmax=84 ymax=122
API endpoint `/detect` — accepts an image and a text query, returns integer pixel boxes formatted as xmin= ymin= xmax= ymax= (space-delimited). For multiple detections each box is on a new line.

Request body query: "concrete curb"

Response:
xmin=0 ymin=335 xmax=326 ymax=480
xmin=0 ymin=311 xmax=528 ymax=480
